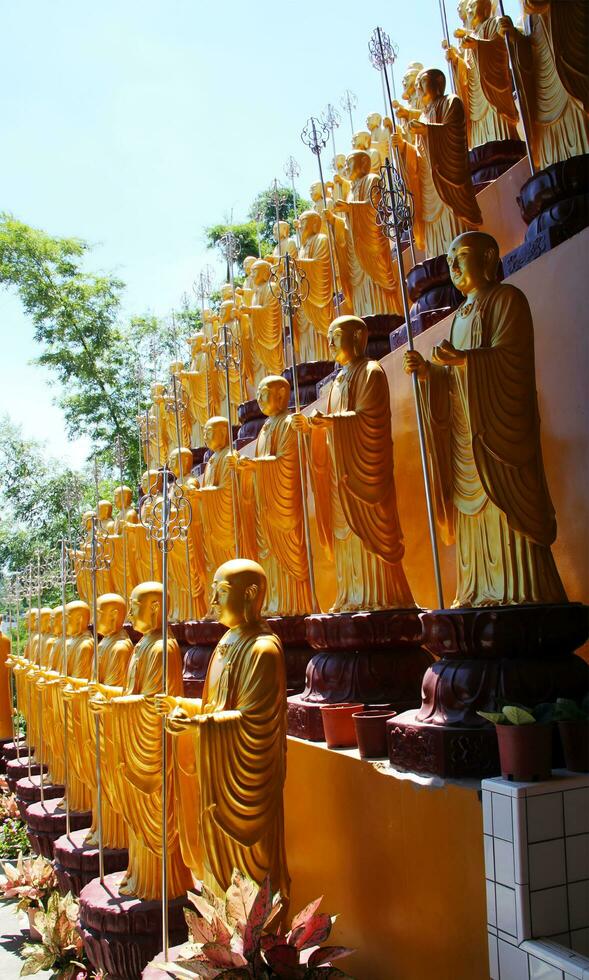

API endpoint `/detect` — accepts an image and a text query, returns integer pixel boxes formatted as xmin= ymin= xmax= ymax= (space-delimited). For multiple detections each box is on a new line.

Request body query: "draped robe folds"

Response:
xmin=126 ymin=518 xmax=162 ymax=585
xmin=183 ymin=355 xmax=211 ymax=440
xmin=146 ymin=403 xmax=169 ymax=470
xmin=510 ymin=1 xmax=589 ymax=168
xmin=167 ymin=482 xmax=207 ymax=622
xmin=253 ymin=414 xmax=312 ymax=617
xmin=249 ymin=284 xmax=284 ymax=378
xmin=51 ymin=634 xmax=94 ymax=811
xmin=174 ymin=626 xmax=289 ymax=900
xmin=454 ymin=17 xmax=520 ymax=147
xmin=310 ymin=358 xmax=414 ymax=612
xmin=103 ymin=631 xmax=194 ymax=899
xmin=402 ymin=95 xmax=483 ymax=259
xmin=421 ymin=282 xmax=567 ymax=607
xmin=343 ymin=173 xmax=403 ymax=317
xmin=72 ymin=630 xmax=134 ymax=848
xmin=297 ymin=233 xmax=332 ymax=361
xmin=198 ymin=448 xmax=237 ymax=583
xmin=165 ymin=381 xmax=193 ymax=454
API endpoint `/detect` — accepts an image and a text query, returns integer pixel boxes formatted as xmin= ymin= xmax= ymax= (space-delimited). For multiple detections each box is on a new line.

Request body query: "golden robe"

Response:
xmin=165 ymin=380 xmax=193 ymax=454
xmin=0 ymin=633 xmax=12 ymax=739
xmin=48 ymin=633 xmax=94 ymax=810
xmin=343 ymin=173 xmax=403 ymax=316
xmin=249 ymin=283 xmax=284 ymax=379
xmin=402 ymin=94 xmax=483 ymax=258
xmin=104 ymin=631 xmax=193 ymax=899
xmin=311 ymin=358 xmax=414 ymax=612
xmin=167 ymin=481 xmax=207 ymax=623
xmin=182 ymin=356 xmax=211 ymax=444
xmin=454 ymin=16 xmax=520 ymax=147
xmin=198 ymin=448 xmax=239 ymax=587
xmin=297 ymin=232 xmax=332 ymax=361
xmin=145 ymin=403 xmax=169 ymax=470
xmin=421 ymin=282 xmax=567 ymax=606
xmin=253 ymin=414 xmax=312 ymax=617
xmin=174 ymin=625 xmax=289 ymax=900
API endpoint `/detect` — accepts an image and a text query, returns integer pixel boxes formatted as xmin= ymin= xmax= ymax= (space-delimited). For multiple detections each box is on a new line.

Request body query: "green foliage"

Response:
xmin=478 ymin=704 xmax=540 ymax=726
xmin=248 ymin=184 xmax=311 ymax=253
xmin=0 ymin=819 xmax=29 ymax=859
xmin=19 ymin=890 xmax=86 ymax=978
xmin=204 ymin=222 xmax=261 ymax=274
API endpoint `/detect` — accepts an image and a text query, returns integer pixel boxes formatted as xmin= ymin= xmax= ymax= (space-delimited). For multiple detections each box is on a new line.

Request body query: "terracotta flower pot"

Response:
xmin=558 ymin=720 xmax=589 ymax=772
xmin=353 ymin=710 xmax=397 ymax=759
xmin=496 ymin=723 xmax=552 ymax=782
xmin=27 ymin=906 xmax=42 ymax=941
xmin=320 ymin=703 xmax=364 ymax=749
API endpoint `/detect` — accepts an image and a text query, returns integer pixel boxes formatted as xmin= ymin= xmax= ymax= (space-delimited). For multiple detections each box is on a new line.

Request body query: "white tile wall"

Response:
xmin=481 ymin=773 xmax=589 ymax=980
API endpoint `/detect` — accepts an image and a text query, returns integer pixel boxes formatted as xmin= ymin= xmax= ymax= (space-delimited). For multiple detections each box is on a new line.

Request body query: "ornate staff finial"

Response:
xmin=284 ymin=156 xmax=302 ymax=246
xmin=340 ymin=89 xmax=358 ymax=135
xmin=193 ymin=266 xmax=215 ymax=308
xmin=284 ymin=155 xmax=300 ymax=182
xmin=300 ymin=116 xmax=341 ymax=317
xmin=321 ymin=103 xmax=341 ymax=164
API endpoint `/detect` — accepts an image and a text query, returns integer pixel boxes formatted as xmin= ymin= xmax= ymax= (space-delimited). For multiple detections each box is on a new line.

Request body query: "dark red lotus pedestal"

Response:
xmin=267 ymin=615 xmax=313 ymax=695
xmin=2 ymin=738 xmax=28 ymax=763
xmin=388 ymin=603 xmax=589 ymax=779
xmin=25 ymin=797 xmax=91 ymax=859
xmin=6 ymin=757 xmax=45 ymax=793
xmin=390 ymin=254 xmax=463 ymax=353
xmin=183 ymin=620 xmax=226 ymax=697
xmin=79 ymin=872 xmax=189 ymax=980
xmin=53 ymin=828 xmax=128 ymax=897
xmin=16 ymin=775 xmax=64 ymax=819
xmin=287 ymin=609 xmax=432 ymax=742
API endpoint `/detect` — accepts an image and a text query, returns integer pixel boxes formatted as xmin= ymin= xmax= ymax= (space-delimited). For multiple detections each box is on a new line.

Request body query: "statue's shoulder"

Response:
xmin=251 ymin=629 xmax=283 ymax=658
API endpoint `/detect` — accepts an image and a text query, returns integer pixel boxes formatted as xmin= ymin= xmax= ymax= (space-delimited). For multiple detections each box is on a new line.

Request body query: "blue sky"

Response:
xmin=0 ymin=0 xmax=521 ymax=466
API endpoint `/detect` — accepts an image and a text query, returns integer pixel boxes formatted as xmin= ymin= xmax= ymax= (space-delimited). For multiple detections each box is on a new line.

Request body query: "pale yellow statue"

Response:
xmin=215 ymin=299 xmax=246 ymax=418
xmin=351 ymin=129 xmax=381 ymax=173
xmin=367 ymin=111 xmax=393 ymax=166
xmin=445 ymin=0 xmax=520 ymax=148
xmin=229 ymin=377 xmax=313 ymax=617
xmin=165 ymin=362 xmax=193 ymax=453
xmin=109 ymin=486 xmax=139 ymax=603
xmin=296 ymin=210 xmax=333 ymax=362
xmin=156 ymin=559 xmax=289 ymax=901
xmin=392 ymin=62 xmax=425 ymax=143
xmin=90 ymin=582 xmax=194 ymax=899
xmin=392 ymin=68 xmax=483 ymax=258
xmin=35 ymin=607 xmax=64 ymax=785
xmin=238 ymin=261 xmax=284 ymax=380
xmin=292 ymin=316 xmax=414 ymax=613
xmin=125 ymin=471 xmax=163 ymax=585
xmin=180 ymin=335 xmax=212 ymax=446
xmin=232 ymin=288 xmax=256 ymax=391
xmin=310 ymin=181 xmax=331 ymax=235
xmin=166 ymin=447 xmax=208 ymax=622
xmin=11 ymin=611 xmax=37 ymax=759
xmin=145 ymin=381 xmax=170 ymax=469
xmin=327 ymin=150 xmax=403 ymax=317
xmin=67 ymin=593 xmax=134 ymax=849
xmin=498 ymin=0 xmax=589 ymax=168
xmin=268 ymin=220 xmax=298 ymax=264
xmin=404 ymin=231 xmax=567 ymax=607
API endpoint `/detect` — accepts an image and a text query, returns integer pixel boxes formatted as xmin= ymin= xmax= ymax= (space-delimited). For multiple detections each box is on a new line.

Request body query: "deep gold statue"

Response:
xmin=90 ymin=582 xmax=193 ymax=899
xmin=367 ymin=111 xmax=393 ymax=166
xmin=296 ymin=210 xmax=333 ymax=361
xmin=165 ymin=362 xmax=193 ymax=453
xmin=392 ymin=68 xmax=483 ymax=258
xmin=238 ymin=261 xmax=284 ymax=380
xmin=292 ymin=316 xmax=414 ymax=613
xmin=110 ymin=485 xmax=139 ymax=602
xmin=328 ymin=150 xmax=402 ymax=317
xmin=229 ymin=377 xmax=313 ymax=617
xmin=144 ymin=382 xmax=170 ymax=469
xmin=269 ymin=220 xmax=298 ymax=264
xmin=156 ymin=559 xmax=289 ymax=901
xmin=125 ymin=471 xmax=163 ymax=585
xmin=392 ymin=62 xmax=425 ymax=143
xmin=404 ymin=231 xmax=567 ymax=607
xmin=167 ymin=447 xmax=208 ymax=622
xmin=0 ymin=619 xmax=12 ymax=740
xmin=190 ymin=418 xmax=240 ymax=591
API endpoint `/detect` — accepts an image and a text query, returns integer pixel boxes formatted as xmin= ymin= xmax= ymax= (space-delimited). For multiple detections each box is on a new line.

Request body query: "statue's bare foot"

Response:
xmin=84 ymin=831 xmax=98 ymax=847
xmin=118 ymin=878 xmax=136 ymax=897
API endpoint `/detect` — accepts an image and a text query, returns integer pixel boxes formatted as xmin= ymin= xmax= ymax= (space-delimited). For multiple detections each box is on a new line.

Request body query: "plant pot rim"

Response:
xmin=320 ymin=702 xmax=365 ymax=713
xmin=352 ymin=709 xmax=397 ymax=719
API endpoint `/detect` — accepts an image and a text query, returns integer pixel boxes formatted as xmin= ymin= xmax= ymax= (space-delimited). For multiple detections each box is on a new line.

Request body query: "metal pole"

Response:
xmin=36 ymin=553 xmax=44 ymax=804
xmin=144 ymin=408 xmax=155 ymax=580
xmin=383 ymin=157 xmax=444 ymax=609
xmin=497 ymin=0 xmax=535 ymax=174
xmin=438 ymin=0 xmax=457 ymax=94
xmin=222 ymin=321 xmax=241 ymax=560
xmin=90 ymin=517 xmax=105 ymax=881
xmin=61 ymin=540 xmax=71 ymax=836
xmin=26 ymin=567 xmax=32 ymax=781
xmin=307 ymin=118 xmax=341 ymax=318
xmin=161 ymin=467 xmax=170 ymax=960
xmin=172 ymin=375 xmax=194 ymax=621
xmin=13 ymin=578 xmax=21 ymax=761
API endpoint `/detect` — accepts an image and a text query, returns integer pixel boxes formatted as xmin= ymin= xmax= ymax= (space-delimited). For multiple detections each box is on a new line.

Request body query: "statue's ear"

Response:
xmin=244 ymin=584 xmax=259 ymax=602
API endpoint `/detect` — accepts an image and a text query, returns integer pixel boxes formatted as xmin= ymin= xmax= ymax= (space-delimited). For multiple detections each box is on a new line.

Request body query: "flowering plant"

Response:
xmin=0 ymin=790 xmax=20 ymax=822
xmin=0 ymin=853 xmax=58 ymax=911
xmin=20 ymin=890 xmax=87 ymax=978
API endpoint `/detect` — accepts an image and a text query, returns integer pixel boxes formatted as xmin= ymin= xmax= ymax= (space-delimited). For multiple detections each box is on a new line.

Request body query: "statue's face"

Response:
xmin=52 ymin=612 xmax=63 ymax=637
xmin=447 ymin=240 xmax=485 ymax=294
xmin=210 ymin=572 xmax=244 ymax=629
xmin=98 ymin=502 xmax=112 ymax=521
xmin=328 ymin=322 xmax=355 ymax=365
xmin=66 ymin=608 xmax=87 ymax=637
xmin=204 ymin=422 xmax=227 ymax=452
xmin=256 ymin=381 xmax=286 ymax=417
xmin=299 ymin=213 xmax=315 ymax=244
xmin=253 ymin=264 xmax=268 ymax=286
xmin=418 ymin=72 xmax=439 ymax=106
xmin=468 ymin=0 xmax=488 ymax=26
xmin=39 ymin=611 xmax=51 ymax=632
xmin=96 ymin=600 xmax=121 ymax=636
xmin=366 ymin=112 xmax=380 ymax=130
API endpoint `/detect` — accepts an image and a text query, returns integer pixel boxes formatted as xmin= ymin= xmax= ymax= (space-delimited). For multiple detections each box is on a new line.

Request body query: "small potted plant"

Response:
xmin=478 ymin=704 xmax=553 ymax=782
xmin=19 ymin=890 xmax=88 ymax=978
xmin=319 ymin=703 xmax=364 ymax=749
xmin=0 ymin=853 xmax=58 ymax=940
xmin=552 ymin=696 xmax=589 ymax=772
xmin=352 ymin=708 xmax=397 ymax=759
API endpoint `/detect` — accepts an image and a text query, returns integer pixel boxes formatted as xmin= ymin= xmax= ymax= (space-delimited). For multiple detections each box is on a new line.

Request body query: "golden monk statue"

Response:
xmin=327 ymin=150 xmax=402 ymax=317
xmin=156 ymin=559 xmax=289 ymax=901
xmin=367 ymin=111 xmax=393 ymax=166
xmin=0 ymin=618 xmax=12 ymax=740
xmin=268 ymin=220 xmax=298 ymax=264
xmin=166 ymin=447 xmax=208 ymax=622
xmin=296 ymin=210 xmax=333 ymax=362
xmin=109 ymin=486 xmax=139 ymax=602
xmin=444 ymin=0 xmax=520 ymax=148
xmin=292 ymin=316 xmax=414 ymax=612
xmin=70 ymin=593 xmax=134 ymax=850
xmin=310 ymin=181 xmax=332 ymax=235
xmin=392 ymin=62 xmax=425 ymax=143
xmin=498 ymin=0 xmax=589 ymax=169
xmin=229 ymin=377 xmax=313 ymax=617
xmin=190 ymin=419 xmax=240 ymax=592
xmin=11 ymin=611 xmax=36 ymax=754
xmin=144 ymin=382 xmax=169 ymax=469
xmin=392 ymin=68 xmax=483 ymax=258
xmin=238 ymin=260 xmax=284 ymax=380
xmin=404 ymin=231 xmax=567 ymax=607
xmin=35 ymin=607 xmax=64 ymax=784
xmin=90 ymin=582 xmax=193 ymax=899
xmin=216 ymin=299 xmax=246 ymax=417
xmin=351 ymin=129 xmax=380 ymax=173
xmin=125 ymin=471 xmax=163 ymax=584
xmin=180 ymin=335 xmax=212 ymax=447
xmin=165 ymin=362 xmax=193 ymax=453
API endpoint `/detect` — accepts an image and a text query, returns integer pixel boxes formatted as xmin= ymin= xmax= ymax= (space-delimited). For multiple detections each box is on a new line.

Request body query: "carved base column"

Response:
xmin=390 ymin=255 xmax=463 ymax=353
xmin=6 ymin=757 xmax=45 ymax=793
xmin=53 ymin=829 xmax=128 ymax=897
xmin=1 ymin=738 xmax=27 ymax=764
xmin=287 ymin=609 xmax=432 ymax=742
xmin=79 ymin=872 xmax=188 ymax=980
xmin=267 ymin=615 xmax=313 ymax=695
xmin=25 ymin=797 xmax=91 ymax=859
xmin=15 ymin=775 xmax=64 ymax=820
xmin=183 ymin=620 xmax=226 ymax=698
xmin=468 ymin=138 xmax=527 ymax=191
xmin=388 ymin=603 xmax=589 ymax=778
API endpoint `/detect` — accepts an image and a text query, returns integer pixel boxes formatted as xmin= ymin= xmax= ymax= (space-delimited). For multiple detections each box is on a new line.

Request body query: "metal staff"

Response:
xmin=438 ymin=0 xmax=457 ymax=94
xmin=167 ymin=372 xmax=195 ymax=621
xmin=219 ymin=230 xmax=246 ymax=403
xmin=35 ymin=552 xmax=46 ymax=804
xmin=26 ymin=565 xmax=33 ymax=781
xmin=60 ymin=539 xmax=73 ymax=836
xmin=321 ymin=103 xmax=341 ymax=167
xmin=140 ymin=466 xmax=191 ymax=960
xmin=371 ymin=158 xmax=445 ymax=609
xmin=115 ymin=435 xmax=129 ymax=609
xmin=3 ymin=581 xmax=18 ymax=757
xmin=193 ymin=268 xmax=214 ymax=417
xmin=270 ymin=254 xmax=319 ymax=613
xmin=301 ymin=116 xmax=342 ymax=318
xmin=340 ymin=89 xmax=358 ymax=136
xmin=284 ymin=156 xmax=301 ymax=247
xmin=497 ymin=0 xmax=535 ymax=174
xmin=369 ymin=26 xmax=417 ymax=267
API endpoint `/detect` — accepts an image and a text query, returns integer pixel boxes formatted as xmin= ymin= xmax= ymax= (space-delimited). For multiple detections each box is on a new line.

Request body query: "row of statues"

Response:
xmin=9 ymin=563 xmax=289 ymax=905
xmin=74 ymin=232 xmax=566 ymax=615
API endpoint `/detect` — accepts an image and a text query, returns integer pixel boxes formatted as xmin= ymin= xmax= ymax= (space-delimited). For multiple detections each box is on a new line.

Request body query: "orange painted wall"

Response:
xmin=285 ymin=738 xmax=488 ymax=980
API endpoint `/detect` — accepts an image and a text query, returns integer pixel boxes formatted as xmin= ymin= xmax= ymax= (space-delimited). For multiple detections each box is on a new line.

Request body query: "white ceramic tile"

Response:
xmin=488 ymin=878 xmax=498 ymax=927
xmin=567 ymin=837 xmax=589 ymax=884
xmin=489 ymin=931 xmax=499 ymax=980
xmin=568 ymin=882 xmax=589 ymax=931
xmin=528 ymin=794 xmax=565 ymax=843
xmin=498 ymin=937 xmax=531 ymax=980
xmin=499 ymin=929 xmax=521 ymax=946
xmin=526 ymin=775 xmax=589 ymax=798
xmin=484 ymin=789 xmax=494 ymax=835
xmin=517 ymin=882 xmax=533 ymax=940
xmin=529 ymin=955 xmax=564 ymax=979
xmin=486 ymin=833 xmax=497 ymax=879
xmin=571 ymin=930 xmax=589 ymax=957
xmin=497 ymin=882 xmax=518 ymax=937
xmin=565 ymin=790 xmax=589 ymax=837
xmin=530 ymin=840 xmax=567 ymax=891
xmin=514 ymin=795 xmax=530 ymax=884
xmin=531 ymin=886 xmax=569 ymax=937
xmin=494 ymin=791 xmax=514 ymax=842
xmin=497 ymin=837 xmax=517 ymax=887
xmin=521 ymin=940 xmax=581 ymax=978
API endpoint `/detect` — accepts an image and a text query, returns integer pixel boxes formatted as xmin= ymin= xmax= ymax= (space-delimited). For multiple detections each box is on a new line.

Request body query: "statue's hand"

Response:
xmin=432 ymin=340 xmax=466 ymax=367
xmin=444 ymin=44 xmax=459 ymax=62
xmin=333 ymin=200 xmax=349 ymax=214
xmin=290 ymin=412 xmax=311 ymax=434
xmin=460 ymin=33 xmax=477 ymax=49
xmin=403 ymin=350 xmax=429 ymax=379
xmin=226 ymin=452 xmax=241 ymax=472
xmin=453 ymin=27 xmax=467 ymax=38
xmin=409 ymin=120 xmax=426 ymax=135
xmin=89 ymin=694 xmax=110 ymax=715
xmin=395 ymin=105 xmax=410 ymax=121
xmin=62 ymin=684 xmax=75 ymax=703
xmin=390 ymin=131 xmax=405 ymax=149
xmin=153 ymin=694 xmax=178 ymax=716
xmin=309 ymin=409 xmax=333 ymax=429
xmin=497 ymin=15 xmax=514 ymax=37
xmin=165 ymin=707 xmax=192 ymax=735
